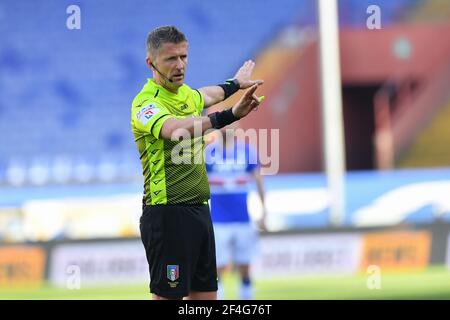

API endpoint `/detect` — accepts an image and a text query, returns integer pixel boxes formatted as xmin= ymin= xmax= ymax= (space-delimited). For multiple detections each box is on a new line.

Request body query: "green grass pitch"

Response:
xmin=1 ymin=266 xmax=449 ymax=300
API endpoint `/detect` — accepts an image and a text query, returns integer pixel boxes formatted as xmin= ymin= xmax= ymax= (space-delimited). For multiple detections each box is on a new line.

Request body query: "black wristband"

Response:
xmin=218 ymin=78 xmax=240 ymax=100
xmin=208 ymin=108 xmax=239 ymax=129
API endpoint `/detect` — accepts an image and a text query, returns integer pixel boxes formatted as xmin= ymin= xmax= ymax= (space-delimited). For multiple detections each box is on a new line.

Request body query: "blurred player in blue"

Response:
xmin=205 ymin=128 xmax=267 ymax=300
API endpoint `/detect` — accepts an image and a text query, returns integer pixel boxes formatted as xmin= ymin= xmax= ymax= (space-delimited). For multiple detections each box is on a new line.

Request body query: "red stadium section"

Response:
xmin=232 ymin=23 xmax=450 ymax=173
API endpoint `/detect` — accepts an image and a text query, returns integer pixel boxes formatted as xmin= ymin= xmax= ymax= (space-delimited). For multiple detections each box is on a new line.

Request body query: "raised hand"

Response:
xmin=233 ymin=60 xmax=264 ymax=89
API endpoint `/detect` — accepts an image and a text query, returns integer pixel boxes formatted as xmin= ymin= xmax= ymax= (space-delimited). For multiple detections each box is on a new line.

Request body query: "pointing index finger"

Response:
xmin=244 ymin=84 xmax=258 ymax=100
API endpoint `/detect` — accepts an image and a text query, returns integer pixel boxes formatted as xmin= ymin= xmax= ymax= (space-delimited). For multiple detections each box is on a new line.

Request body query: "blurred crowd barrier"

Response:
xmin=0 ymin=223 xmax=449 ymax=288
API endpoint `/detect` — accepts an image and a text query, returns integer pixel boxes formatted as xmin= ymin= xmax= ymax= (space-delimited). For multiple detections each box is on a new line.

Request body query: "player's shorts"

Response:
xmin=140 ymin=204 xmax=218 ymax=299
xmin=213 ymin=222 xmax=258 ymax=268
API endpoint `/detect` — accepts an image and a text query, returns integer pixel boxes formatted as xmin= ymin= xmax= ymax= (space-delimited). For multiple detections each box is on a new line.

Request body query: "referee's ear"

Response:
xmin=146 ymin=57 xmax=153 ymax=70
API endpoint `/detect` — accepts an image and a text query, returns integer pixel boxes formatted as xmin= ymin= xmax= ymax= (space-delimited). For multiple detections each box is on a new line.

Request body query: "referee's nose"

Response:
xmin=175 ymin=57 xmax=186 ymax=71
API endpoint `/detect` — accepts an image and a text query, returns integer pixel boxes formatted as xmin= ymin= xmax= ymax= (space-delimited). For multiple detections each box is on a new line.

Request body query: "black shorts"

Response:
xmin=139 ymin=204 xmax=218 ymax=299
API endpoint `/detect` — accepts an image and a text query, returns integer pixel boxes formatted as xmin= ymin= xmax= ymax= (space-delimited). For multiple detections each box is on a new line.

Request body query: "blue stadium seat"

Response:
xmin=0 ymin=0 xmax=419 ymax=184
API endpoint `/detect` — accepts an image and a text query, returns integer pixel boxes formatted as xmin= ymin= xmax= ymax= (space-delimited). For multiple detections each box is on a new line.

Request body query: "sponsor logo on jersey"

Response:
xmin=136 ymin=104 xmax=160 ymax=125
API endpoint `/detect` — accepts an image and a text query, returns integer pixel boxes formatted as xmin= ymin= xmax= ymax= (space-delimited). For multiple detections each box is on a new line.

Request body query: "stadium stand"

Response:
xmin=405 ymin=0 xmax=450 ymax=22
xmin=0 ymin=0 xmax=308 ymax=185
xmin=2 ymin=0 xmax=450 ymax=242
xmin=0 ymin=0 xmax=421 ymax=185
xmin=399 ymin=99 xmax=450 ymax=167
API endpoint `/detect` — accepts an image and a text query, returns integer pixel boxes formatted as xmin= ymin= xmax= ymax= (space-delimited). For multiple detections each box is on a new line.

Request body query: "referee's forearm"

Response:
xmin=176 ymin=116 xmax=214 ymax=136
xmin=160 ymin=116 xmax=214 ymax=140
xmin=198 ymin=86 xmax=225 ymax=107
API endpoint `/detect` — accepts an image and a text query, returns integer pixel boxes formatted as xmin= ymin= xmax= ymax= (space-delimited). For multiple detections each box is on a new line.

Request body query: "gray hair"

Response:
xmin=146 ymin=26 xmax=187 ymax=58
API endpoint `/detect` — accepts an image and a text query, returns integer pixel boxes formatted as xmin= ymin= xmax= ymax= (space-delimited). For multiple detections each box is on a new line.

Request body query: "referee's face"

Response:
xmin=153 ymin=41 xmax=188 ymax=89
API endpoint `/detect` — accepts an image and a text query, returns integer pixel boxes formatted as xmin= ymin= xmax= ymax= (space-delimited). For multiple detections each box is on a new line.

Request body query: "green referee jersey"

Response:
xmin=131 ymin=78 xmax=210 ymax=205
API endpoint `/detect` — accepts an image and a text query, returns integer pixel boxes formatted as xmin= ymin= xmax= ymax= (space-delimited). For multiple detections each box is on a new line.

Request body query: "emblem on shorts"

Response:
xmin=167 ymin=265 xmax=179 ymax=287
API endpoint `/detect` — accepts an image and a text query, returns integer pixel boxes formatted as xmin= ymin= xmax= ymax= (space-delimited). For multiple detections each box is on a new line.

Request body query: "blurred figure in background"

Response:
xmin=205 ymin=128 xmax=267 ymax=300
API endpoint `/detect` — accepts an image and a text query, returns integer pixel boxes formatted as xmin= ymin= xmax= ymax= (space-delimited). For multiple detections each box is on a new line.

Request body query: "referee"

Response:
xmin=131 ymin=26 xmax=264 ymax=300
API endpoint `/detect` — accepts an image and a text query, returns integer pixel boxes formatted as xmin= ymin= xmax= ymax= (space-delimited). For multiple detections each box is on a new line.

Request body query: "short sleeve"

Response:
xmin=133 ymin=102 xmax=173 ymax=139
xmin=193 ymin=89 xmax=204 ymax=114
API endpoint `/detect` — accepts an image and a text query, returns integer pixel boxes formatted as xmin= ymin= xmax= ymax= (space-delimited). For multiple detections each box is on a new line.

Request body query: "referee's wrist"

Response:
xmin=228 ymin=78 xmax=240 ymax=90
xmin=218 ymin=78 xmax=240 ymax=100
xmin=208 ymin=108 xmax=239 ymax=129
